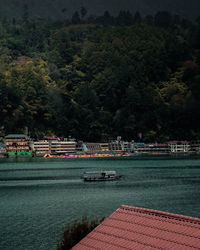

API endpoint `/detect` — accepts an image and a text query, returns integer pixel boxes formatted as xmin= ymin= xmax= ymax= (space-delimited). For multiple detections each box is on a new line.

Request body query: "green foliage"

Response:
xmin=2 ymin=59 xmax=53 ymax=137
xmin=0 ymin=16 xmax=199 ymax=142
xmin=71 ymin=11 xmax=81 ymax=25
xmin=80 ymin=6 xmax=87 ymax=19
xmin=154 ymin=11 xmax=172 ymax=28
xmin=57 ymin=216 xmax=104 ymax=250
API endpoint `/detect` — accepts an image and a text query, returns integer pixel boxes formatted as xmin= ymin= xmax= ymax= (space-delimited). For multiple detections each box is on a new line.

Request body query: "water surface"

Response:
xmin=0 ymin=155 xmax=200 ymax=250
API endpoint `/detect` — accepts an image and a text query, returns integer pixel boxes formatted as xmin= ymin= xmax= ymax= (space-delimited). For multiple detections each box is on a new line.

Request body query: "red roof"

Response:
xmin=72 ymin=205 xmax=200 ymax=249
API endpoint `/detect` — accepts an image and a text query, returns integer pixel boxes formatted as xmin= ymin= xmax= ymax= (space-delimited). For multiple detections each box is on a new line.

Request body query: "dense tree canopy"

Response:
xmin=0 ymin=11 xmax=199 ymax=142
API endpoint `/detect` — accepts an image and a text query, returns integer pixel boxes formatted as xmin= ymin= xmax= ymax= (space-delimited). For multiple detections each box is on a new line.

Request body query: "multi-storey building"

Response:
xmin=189 ymin=141 xmax=200 ymax=154
xmin=108 ymin=141 xmax=123 ymax=152
xmin=84 ymin=143 xmax=109 ymax=153
xmin=50 ymin=140 xmax=76 ymax=155
xmin=99 ymin=143 xmax=109 ymax=152
xmin=134 ymin=143 xmax=170 ymax=154
xmin=168 ymin=141 xmax=190 ymax=153
xmin=33 ymin=140 xmax=50 ymax=156
xmin=84 ymin=143 xmax=101 ymax=153
xmin=5 ymin=134 xmax=31 ymax=156
xmin=121 ymin=141 xmax=135 ymax=152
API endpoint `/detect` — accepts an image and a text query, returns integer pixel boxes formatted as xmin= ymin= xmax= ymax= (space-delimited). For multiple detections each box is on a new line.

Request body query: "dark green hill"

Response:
xmin=0 ymin=20 xmax=200 ymax=141
xmin=0 ymin=0 xmax=199 ymax=21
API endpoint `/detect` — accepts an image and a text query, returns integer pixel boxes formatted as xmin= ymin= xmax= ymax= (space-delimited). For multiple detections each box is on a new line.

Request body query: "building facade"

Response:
xmin=5 ymin=134 xmax=31 ymax=156
xmin=50 ymin=140 xmax=76 ymax=155
xmin=33 ymin=140 xmax=50 ymax=156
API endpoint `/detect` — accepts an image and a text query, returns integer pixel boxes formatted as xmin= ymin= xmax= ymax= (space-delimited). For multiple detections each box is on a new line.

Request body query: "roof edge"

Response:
xmin=5 ymin=134 xmax=28 ymax=138
xmin=120 ymin=205 xmax=200 ymax=225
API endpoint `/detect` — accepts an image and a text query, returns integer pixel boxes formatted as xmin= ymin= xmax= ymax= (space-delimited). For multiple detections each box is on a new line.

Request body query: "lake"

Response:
xmin=0 ymin=155 xmax=200 ymax=250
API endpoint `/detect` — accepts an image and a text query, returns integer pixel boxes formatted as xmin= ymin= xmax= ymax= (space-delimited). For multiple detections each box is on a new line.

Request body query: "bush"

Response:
xmin=57 ymin=216 xmax=104 ymax=250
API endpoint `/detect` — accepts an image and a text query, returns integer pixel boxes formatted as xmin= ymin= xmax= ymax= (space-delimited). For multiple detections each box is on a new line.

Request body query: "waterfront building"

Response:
xmin=0 ymin=143 xmax=6 ymax=158
xmin=108 ymin=141 xmax=123 ymax=152
xmin=84 ymin=143 xmax=101 ymax=153
xmin=168 ymin=141 xmax=190 ymax=153
xmin=5 ymin=134 xmax=31 ymax=156
xmin=33 ymin=140 xmax=50 ymax=156
xmin=134 ymin=143 xmax=170 ymax=154
xmin=133 ymin=142 xmax=146 ymax=153
xmin=99 ymin=143 xmax=109 ymax=152
xmin=50 ymin=140 xmax=76 ymax=155
xmin=75 ymin=141 xmax=84 ymax=153
xmin=121 ymin=141 xmax=134 ymax=152
xmin=85 ymin=143 xmax=110 ymax=153
xmin=188 ymin=141 xmax=200 ymax=154
xmin=72 ymin=205 xmax=200 ymax=249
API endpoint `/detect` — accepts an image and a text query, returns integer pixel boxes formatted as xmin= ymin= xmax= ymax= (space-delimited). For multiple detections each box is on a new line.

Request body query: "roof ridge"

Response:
xmin=120 ymin=205 xmax=200 ymax=225
xmin=116 ymin=209 xmax=200 ymax=229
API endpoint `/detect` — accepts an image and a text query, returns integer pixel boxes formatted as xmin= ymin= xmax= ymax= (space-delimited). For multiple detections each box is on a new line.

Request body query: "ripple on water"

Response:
xmin=0 ymin=156 xmax=200 ymax=250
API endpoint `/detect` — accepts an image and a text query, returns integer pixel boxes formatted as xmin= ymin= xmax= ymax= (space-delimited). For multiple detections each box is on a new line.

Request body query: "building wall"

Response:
xmin=33 ymin=140 xmax=50 ymax=156
xmin=6 ymin=139 xmax=30 ymax=152
xmin=50 ymin=141 xmax=76 ymax=154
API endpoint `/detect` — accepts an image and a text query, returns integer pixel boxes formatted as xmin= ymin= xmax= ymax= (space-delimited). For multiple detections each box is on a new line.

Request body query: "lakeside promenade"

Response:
xmin=0 ymin=134 xmax=200 ymax=158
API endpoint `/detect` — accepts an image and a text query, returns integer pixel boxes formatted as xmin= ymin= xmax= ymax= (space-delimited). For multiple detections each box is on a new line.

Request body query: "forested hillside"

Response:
xmin=0 ymin=12 xmax=200 ymax=142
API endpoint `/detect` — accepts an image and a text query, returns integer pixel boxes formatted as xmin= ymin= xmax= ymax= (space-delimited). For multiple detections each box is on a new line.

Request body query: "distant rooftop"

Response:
xmin=5 ymin=134 xmax=28 ymax=139
xmin=73 ymin=205 xmax=200 ymax=249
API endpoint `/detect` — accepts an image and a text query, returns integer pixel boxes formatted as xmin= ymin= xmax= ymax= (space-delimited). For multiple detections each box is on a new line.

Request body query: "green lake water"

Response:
xmin=0 ymin=155 xmax=200 ymax=250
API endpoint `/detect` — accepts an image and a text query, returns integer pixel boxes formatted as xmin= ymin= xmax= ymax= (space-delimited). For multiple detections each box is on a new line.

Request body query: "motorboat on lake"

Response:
xmin=83 ymin=170 xmax=121 ymax=182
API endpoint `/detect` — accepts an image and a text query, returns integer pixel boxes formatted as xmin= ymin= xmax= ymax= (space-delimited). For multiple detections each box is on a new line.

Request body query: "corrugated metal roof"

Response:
xmin=72 ymin=205 xmax=200 ymax=250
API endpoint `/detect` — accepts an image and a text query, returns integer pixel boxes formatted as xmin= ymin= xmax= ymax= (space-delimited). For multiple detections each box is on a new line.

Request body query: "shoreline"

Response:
xmin=1 ymin=151 xmax=200 ymax=159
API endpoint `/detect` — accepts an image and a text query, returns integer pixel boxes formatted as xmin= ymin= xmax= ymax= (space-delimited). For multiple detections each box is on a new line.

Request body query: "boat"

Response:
xmin=83 ymin=170 xmax=121 ymax=182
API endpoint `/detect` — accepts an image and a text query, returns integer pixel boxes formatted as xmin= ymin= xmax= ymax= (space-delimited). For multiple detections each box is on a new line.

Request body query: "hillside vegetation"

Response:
xmin=0 ymin=12 xmax=200 ymax=142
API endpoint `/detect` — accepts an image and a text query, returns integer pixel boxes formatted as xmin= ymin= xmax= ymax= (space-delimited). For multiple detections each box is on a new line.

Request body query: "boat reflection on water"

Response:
xmin=83 ymin=170 xmax=122 ymax=182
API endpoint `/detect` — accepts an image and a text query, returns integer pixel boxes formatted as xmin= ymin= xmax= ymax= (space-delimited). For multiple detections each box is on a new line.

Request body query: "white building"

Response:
xmin=33 ymin=140 xmax=50 ymax=156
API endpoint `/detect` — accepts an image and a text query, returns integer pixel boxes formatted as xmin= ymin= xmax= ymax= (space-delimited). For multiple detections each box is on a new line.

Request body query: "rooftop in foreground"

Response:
xmin=72 ymin=205 xmax=200 ymax=250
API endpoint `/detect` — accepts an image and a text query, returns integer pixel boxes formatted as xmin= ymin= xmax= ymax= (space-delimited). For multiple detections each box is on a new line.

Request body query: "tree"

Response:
xmin=133 ymin=11 xmax=142 ymax=24
xmin=80 ymin=6 xmax=87 ymax=19
xmin=144 ymin=15 xmax=154 ymax=26
xmin=117 ymin=11 xmax=133 ymax=26
xmin=4 ymin=59 xmax=53 ymax=137
xmin=196 ymin=16 xmax=200 ymax=25
xmin=57 ymin=216 xmax=104 ymax=250
xmin=71 ymin=11 xmax=81 ymax=24
xmin=48 ymin=29 xmax=73 ymax=67
xmin=181 ymin=18 xmax=192 ymax=29
xmin=102 ymin=11 xmax=113 ymax=26
xmin=154 ymin=11 xmax=172 ymax=28
xmin=172 ymin=14 xmax=181 ymax=28
xmin=22 ymin=3 xmax=29 ymax=24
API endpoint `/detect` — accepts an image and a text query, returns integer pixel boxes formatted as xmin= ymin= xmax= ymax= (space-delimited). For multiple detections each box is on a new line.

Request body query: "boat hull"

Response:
xmin=84 ymin=176 xmax=122 ymax=182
